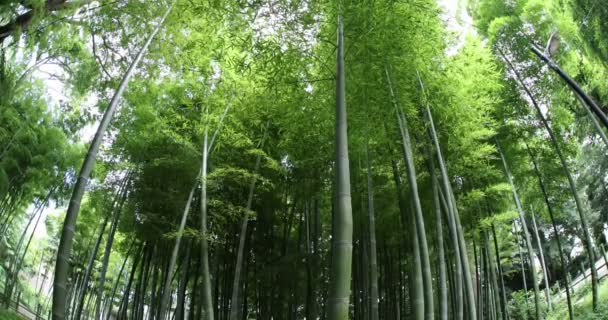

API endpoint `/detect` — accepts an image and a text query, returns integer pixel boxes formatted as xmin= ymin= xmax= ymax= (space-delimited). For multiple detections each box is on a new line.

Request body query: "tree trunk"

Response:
xmin=448 ymin=189 xmax=476 ymax=319
xmin=601 ymin=245 xmax=608 ymax=272
xmin=159 ymin=180 xmax=197 ymax=318
xmin=200 ymin=128 xmax=214 ymax=320
xmin=74 ymin=215 xmax=111 ymax=320
xmin=326 ymin=16 xmax=353 ymax=320
xmin=228 ymin=130 xmax=267 ymax=320
xmin=171 ymin=242 xmax=189 ymax=320
xmin=198 ymin=101 xmax=231 ymax=320
xmin=189 ymin=256 xmax=200 ymax=320
xmin=530 ymin=45 xmax=608 ymax=131
xmin=428 ymin=147 xmax=448 ymax=320
xmin=474 ymin=240 xmax=481 ymax=320
xmin=147 ymin=246 xmax=160 ymax=320
xmin=410 ymin=213 xmax=425 ymax=320
xmin=96 ymin=179 xmax=129 ymax=320
xmin=52 ymin=6 xmax=173 ymax=319
xmin=365 ymin=141 xmax=380 ymax=320
xmin=3 ymin=188 xmax=53 ymax=305
xmin=305 ymin=199 xmax=316 ymax=320
xmin=490 ymin=224 xmax=509 ymax=320
xmin=484 ymin=232 xmax=501 ymax=320
xmin=446 ymin=242 xmax=456 ymax=316
xmin=134 ymin=244 xmax=152 ymax=320
xmin=105 ymin=242 xmax=135 ymax=320
xmin=121 ymin=244 xmax=144 ymax=320
xmin=497 ymin=144 xmax=540 ymax=319
xmin=576 ymin=92 xmax=608 ymax=147
xmin=515 ymin=229 xmax=530 ymax=315
xmin=391 ymin=162 xmax=423 ymax=320
xmin=477 ymin=240 xmax=484 ymax=320
xmin=526 ymin=143 xmax=574 ymax=320
xmin=422 ymin=82 xmax=471 ymax=320
xmin=530 ymin=211 xmax=552 ymax=311
xmin=0 ymin=10 xmax=35 ymax=43
xmin=499 ymin=48 xmax=598 ymax=311
xmin=386 ymin=68 xmax=434 ymax=320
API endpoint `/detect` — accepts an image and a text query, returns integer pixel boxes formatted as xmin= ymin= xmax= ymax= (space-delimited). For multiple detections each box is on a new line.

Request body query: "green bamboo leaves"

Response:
xmin=52 ymin=4 xmax=174 ymax=318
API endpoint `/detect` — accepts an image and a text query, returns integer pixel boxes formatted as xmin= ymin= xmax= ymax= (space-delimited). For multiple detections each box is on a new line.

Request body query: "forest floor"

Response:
xmin=2 ymin=259 xmax=606 ymax=320
xmin=2 ymin=282 xmax=607 ymax=320
xmin=0 ymin=303 xmax=34 ymax=320
xmin=0 ymin=308 xmax=23 ymax=320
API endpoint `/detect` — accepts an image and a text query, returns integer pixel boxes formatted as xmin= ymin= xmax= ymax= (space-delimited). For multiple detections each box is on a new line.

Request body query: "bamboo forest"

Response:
xmin=3 ymin=0 xmax=608 ymax=319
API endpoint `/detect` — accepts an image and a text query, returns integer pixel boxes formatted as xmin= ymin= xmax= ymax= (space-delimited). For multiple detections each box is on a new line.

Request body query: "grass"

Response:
xmin=0 ymin=309 xmax=23 ymax=320
xmin=546 ymin=278 xmax=608 ymax=319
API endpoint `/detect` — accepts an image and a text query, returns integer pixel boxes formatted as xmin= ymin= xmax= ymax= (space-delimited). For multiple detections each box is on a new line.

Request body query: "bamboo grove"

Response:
xmin=1 ymin=0 xmax=608 ymax=319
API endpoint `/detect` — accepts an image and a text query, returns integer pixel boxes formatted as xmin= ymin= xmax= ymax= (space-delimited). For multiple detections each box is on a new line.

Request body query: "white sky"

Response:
xmin=438 ymin=0 xmax=476 ymax=55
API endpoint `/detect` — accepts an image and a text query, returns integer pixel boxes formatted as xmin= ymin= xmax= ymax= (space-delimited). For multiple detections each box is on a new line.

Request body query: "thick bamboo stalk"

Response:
xmin=326 ymin=16 xmax=354 ymax=320
xmin=476 ymin=240 xmax=484 ymax=320
xmin=428 ymin=141 xmax=448 ymax=320
xmin=575 ymin=93 xmax=608 ymax=147
xmin=411 ymin=218 xmax=425 ymax=320
xmin=484 ymin=232 xmax=501 ymax=320
xmin=199 ymin=100 xmax=231 ymax=320
xmin=530 ymin=45 xmax=608 ymax=131
xmin=419 ymin=74 xmax=472 ymax=320
xmin=438 ymin=186 xmax=463 ymax=320
xmin=174 ymin=242 xmax=191 ymax=320
xmin=199 ymin=128 xmax=214 ymax=320
xmin=52 ymin=5 xmax=173 ymax=318
xmin=386 ymin=67 xmax=434 ymax=320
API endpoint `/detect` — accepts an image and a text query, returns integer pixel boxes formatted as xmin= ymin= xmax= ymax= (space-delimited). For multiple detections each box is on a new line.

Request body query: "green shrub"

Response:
xmin=0 ymin=309 xmax=23 ymax=320
xmin=507 ymin=290 xmax=548 ymax=320
xmin=547 ymin=279 xmax=608 ymax=319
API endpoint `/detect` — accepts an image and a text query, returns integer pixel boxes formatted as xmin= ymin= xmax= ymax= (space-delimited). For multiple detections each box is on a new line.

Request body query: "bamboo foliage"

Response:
xmin=526 ymin=143 xmax=574 ymax=319
xmin=52 ymin=5 xmax=174 ymax=319
xmin=498 ymin=48 xmax=599 ymax=311
xmin=1 ymin=1 xmax=606 ymax=319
